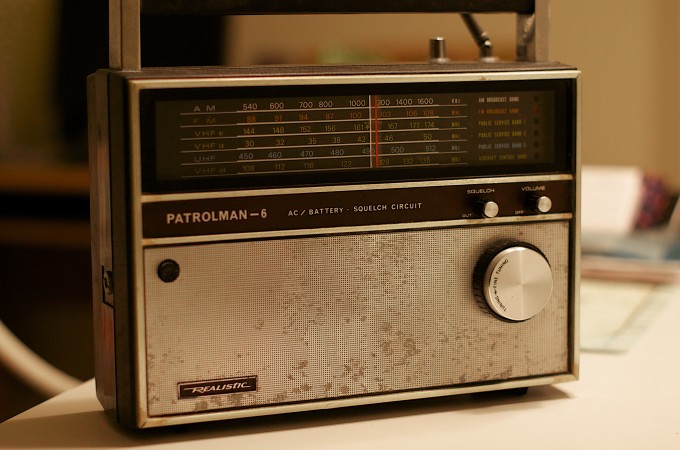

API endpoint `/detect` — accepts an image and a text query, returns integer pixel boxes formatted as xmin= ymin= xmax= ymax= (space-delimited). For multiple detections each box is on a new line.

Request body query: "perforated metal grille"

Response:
xmin=143 ymin=222 xmax=571 ymax=417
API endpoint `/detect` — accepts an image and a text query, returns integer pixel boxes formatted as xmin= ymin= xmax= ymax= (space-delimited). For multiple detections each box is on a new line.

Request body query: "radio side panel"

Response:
xmin=88 ymin=70 xmax=140 ymax=427
xmin=87 ymin=71 xmax=116 ymax=415
xmin=109 ymin=73 xmax=143 ymax=427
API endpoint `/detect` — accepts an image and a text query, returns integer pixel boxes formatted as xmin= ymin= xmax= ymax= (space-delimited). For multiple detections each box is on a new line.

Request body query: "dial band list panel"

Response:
xmin=153 ymin=90 xmax=555 ymax=181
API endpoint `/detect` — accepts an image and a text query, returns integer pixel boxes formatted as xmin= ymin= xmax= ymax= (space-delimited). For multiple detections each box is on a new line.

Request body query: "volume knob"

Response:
xmin=531 ymin=195 xmax=552 ymax=213
xmin=473 ymin=242 xmax=553 ymax=322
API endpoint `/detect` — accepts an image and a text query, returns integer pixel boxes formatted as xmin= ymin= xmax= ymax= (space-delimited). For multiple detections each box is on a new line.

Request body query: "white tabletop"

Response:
xmin=1 ymin=285 xmax=679 ymax=449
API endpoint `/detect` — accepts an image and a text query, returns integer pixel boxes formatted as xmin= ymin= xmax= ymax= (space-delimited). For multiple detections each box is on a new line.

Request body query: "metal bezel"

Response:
xmin=123 ymin=68 xmax=580 ymax=427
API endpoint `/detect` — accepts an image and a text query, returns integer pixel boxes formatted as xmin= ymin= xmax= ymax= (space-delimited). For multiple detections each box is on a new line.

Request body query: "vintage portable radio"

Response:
xmin=89 ymin=0 xmax=579 ymax=428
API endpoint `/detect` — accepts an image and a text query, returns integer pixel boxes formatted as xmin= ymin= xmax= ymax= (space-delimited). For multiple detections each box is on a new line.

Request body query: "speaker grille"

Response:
xmin=143 ymin=222 xmax=570 ymax=416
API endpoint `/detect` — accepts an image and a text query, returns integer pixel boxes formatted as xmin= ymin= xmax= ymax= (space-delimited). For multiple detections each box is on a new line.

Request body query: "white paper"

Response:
xmin=581 ymin=165 xmax=644 ymax=235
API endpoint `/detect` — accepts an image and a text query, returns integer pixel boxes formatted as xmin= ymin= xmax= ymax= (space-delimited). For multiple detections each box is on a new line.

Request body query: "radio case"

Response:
xmin=89 ymin=0 xmax=579 ymax=428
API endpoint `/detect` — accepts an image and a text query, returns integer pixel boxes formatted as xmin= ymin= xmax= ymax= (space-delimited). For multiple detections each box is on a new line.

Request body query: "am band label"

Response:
xmin=178 ymin=376 xmax=257 ymax=398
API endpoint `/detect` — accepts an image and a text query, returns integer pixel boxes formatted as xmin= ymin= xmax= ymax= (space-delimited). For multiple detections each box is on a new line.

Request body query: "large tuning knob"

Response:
xmin=473 ymin=242 xmax=553 ymax=322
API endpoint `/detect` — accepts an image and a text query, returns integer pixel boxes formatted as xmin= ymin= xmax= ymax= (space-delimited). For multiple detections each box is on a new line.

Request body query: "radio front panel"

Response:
xmin=91 ymin=66 xmax=579 ymax=427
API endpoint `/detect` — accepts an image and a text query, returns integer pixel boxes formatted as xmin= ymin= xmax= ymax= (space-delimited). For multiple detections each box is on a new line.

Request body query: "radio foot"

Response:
xmin=472 ymin=386 xmax=529 ymax=400
xmin=507 ymin=387 xmax=529 ymax=396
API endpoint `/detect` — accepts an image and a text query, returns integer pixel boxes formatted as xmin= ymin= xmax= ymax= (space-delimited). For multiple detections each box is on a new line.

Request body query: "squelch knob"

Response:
xmin=473 ymin=242 xmax=553 ymax=322
xmin=478 ymin=200 xmax=499 ymax=218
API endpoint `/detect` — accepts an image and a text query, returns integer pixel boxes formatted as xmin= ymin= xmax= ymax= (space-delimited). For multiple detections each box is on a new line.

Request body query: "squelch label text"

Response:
xmin=166 ymin=210 xmax=248 ymax=225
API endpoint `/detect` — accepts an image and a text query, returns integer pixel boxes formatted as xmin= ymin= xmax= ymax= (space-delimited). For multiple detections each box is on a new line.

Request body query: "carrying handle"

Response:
xmin=110 ymin=0 xmax=549 ymax=70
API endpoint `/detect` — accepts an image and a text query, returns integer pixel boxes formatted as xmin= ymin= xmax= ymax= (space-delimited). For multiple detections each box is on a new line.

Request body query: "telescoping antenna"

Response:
xmin=460 ymin=13 xmax=498 ymax=62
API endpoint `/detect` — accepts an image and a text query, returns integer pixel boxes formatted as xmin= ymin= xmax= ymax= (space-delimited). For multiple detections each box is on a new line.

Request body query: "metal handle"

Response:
xmin=140 ymin=0 xmax=536 ymax=15
xmin=109 ymin=0 xmax=549 ymax=70
xmin=109 ymin=0 xmax=141 ymax=70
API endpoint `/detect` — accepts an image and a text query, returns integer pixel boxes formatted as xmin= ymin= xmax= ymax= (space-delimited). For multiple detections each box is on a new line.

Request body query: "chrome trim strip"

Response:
xmin=128 ymin=69 xmax=581 ymax=91
xmin=141 ymin=214 xmax=573 ymax=247
xmin=142 ymin=174 xmax=573 ymax=204
xmin=572 ymin=72 xmax=582 ymax=379
xmin=128 ymin=83 xmax=149 ymax=426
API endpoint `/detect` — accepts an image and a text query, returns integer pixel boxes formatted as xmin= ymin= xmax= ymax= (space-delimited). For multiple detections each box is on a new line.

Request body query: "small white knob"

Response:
xmin=534 ymin=195 xmax=552 ymax=213
xmin=480 ymin=201 xmax=499 ymax=218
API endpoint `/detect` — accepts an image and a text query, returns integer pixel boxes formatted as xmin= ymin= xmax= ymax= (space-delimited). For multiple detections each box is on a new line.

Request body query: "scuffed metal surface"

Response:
xmin=144 ymin=222 xmax=570 ymax=416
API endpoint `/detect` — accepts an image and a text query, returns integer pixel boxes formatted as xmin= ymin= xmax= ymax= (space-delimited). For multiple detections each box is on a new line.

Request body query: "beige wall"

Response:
xmin=227 ymin=14 xmax=516 ymax=64
xmin=551 ymin=0 xmax=680 ymax=187
xmin=228 ymin=1 xmax=680 ymax=188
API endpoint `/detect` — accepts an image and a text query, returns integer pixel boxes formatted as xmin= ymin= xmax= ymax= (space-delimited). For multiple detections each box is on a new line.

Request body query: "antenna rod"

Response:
xmin=460 ymin=13 xmax=494 ymax=61
xmin=516 ymin=14 xmax=535 ymax=61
